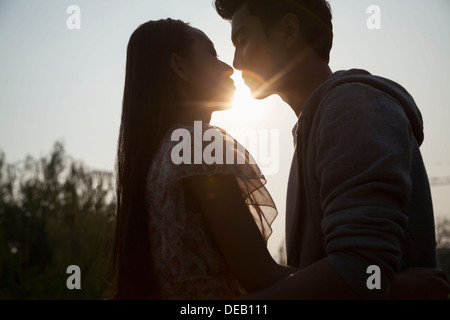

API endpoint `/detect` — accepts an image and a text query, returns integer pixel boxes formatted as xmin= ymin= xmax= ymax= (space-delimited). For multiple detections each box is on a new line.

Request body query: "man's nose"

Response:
xmin=233 ymin=50 xmax=244 ymax=71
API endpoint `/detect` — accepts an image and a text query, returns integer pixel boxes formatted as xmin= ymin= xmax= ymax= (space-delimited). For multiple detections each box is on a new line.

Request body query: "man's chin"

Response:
xmin=245 ymin=81 xmax=273 ymax=100
xmin=249 ymin=88 xmax=272 ymax=100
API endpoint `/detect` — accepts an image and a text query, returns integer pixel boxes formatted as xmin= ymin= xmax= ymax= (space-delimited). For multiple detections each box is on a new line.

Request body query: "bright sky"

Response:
xmin=1 ymin=0 xmax=449 ymax=257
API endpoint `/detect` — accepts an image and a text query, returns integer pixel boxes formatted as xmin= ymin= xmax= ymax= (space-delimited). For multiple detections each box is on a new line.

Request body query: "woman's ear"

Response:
xmin=281 ymin=13 xmax=300 ymax=49
xmin=170 ymin=52 xmax=189 ymax=82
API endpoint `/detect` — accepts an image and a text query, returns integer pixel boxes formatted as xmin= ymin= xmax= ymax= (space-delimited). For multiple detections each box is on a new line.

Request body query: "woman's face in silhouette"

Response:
xmin=172 ymin=28 xmax=236 ymax=112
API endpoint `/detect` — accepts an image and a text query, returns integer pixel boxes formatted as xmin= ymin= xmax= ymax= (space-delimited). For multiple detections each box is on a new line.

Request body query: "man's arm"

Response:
xmin=237 ymin=259 xmax=359 ymax=300
xmin=389 ymin=268 xmax=450 ymax=300
xmin=238 ymin=266 xmax=450 ymax=300
xmin=314 ymin=83 xmax=413 ymax=298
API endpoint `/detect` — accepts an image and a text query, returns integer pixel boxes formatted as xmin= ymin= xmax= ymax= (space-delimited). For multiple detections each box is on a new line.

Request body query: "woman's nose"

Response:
xmin=222 ymin=61 xmax=234 ymax=77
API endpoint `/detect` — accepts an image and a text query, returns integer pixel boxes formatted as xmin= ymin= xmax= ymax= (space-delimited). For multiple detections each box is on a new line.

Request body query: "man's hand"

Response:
xmin=389 ymin=268 xmax=450 ymax=300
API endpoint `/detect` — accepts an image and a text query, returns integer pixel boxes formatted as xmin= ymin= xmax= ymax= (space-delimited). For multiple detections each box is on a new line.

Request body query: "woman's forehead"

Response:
xmin=190 ymin=27 xmax=214 ymax=48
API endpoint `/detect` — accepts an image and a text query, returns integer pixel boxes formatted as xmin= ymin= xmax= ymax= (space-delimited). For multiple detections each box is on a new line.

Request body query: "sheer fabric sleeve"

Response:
xmin=147 ymin=123 xmax=277 ymax=242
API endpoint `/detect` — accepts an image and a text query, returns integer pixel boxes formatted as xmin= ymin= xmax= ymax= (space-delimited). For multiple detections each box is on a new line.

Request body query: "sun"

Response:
xmin=211 ymin=72 xmax=265 ymax=128
xmin=232 ymin=76 xmax=260 ymax=114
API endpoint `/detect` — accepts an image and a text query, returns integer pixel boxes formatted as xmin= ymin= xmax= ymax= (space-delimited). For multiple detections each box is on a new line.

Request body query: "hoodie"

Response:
xmin=285 ymin=69 xmax=436 ymax=299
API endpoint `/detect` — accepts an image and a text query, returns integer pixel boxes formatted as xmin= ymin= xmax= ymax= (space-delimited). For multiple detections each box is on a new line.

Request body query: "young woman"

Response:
xmin=112 ymin=18 xmax=297 ymax=299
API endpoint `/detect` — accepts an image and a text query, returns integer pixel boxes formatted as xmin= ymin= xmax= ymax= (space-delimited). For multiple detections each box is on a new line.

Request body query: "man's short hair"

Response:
xmin=215 ymin=0 xmax=333 ymax=63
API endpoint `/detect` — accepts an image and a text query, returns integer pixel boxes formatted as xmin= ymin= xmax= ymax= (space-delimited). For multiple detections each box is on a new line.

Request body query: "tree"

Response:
xmin=436 ymin=217 xmax=450 ymax=249
xmin=436 ymin=217 xmax=450 ymax=280
xmin=0 ymin=142 xmax=116 ymax=299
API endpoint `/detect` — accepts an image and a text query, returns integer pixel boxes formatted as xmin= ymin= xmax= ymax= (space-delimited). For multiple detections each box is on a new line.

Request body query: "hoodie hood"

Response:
xmin=310 ymin=69 xmax=424 ymax=145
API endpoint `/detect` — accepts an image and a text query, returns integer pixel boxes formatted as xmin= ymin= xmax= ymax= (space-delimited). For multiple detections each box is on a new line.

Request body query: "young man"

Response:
xmin=215 ymin=0 xmax=449 ymax=299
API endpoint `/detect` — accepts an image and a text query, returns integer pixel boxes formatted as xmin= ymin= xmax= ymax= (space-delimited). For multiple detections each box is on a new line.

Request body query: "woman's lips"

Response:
xmin=226 ymin=78 xmax=235 ymax=90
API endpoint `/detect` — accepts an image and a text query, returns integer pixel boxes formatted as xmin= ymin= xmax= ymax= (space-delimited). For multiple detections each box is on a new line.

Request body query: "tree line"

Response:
xmin=0 ymin=142 xmax=115 ymax=299
xmin=0 ymin=142 xmax=449 ymax=299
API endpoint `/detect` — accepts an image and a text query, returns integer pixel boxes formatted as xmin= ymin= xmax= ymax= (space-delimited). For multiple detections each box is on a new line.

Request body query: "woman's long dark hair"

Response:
xmin=112 ymin=19 xmax=193 ymax=299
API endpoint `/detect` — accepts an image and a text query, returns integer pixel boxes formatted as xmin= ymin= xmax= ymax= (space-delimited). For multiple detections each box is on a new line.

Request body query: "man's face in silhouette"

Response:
xmin=231 ymin=3 xmax=285 ymax=99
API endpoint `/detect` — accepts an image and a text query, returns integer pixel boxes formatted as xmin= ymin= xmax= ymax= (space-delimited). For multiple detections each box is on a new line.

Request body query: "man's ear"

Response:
xmin=281 ymin=13 xmax=300 ymax=49
xmin=170 ymin=52 xmax=189 ymax=82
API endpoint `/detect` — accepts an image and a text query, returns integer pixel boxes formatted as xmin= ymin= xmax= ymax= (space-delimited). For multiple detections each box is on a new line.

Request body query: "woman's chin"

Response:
xmin=211 ymin=103 xmax=233 ymax=112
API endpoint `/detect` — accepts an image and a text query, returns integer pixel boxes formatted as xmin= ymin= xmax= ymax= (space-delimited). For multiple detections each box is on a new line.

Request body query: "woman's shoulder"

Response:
xmin=149 ymin=122 xmax=264 ymax=183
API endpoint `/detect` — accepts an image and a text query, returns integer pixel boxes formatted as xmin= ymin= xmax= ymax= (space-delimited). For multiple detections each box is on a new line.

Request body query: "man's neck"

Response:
xmin=277 ymin=60 xmax=333 ymax=118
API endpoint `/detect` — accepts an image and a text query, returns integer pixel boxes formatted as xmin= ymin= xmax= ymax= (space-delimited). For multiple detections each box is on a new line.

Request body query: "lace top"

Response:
xmin=146 ymin=123 xmax=277 ymax=299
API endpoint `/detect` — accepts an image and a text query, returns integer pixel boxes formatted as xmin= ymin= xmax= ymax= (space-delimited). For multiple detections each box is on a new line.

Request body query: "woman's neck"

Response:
xmin=172 ymin=104 xmax=213 ymax=126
